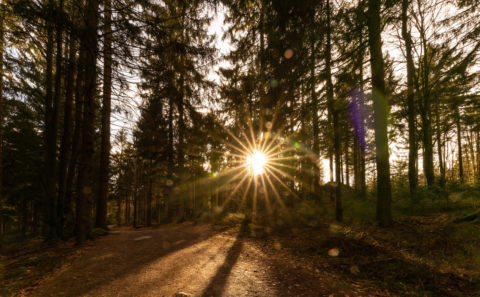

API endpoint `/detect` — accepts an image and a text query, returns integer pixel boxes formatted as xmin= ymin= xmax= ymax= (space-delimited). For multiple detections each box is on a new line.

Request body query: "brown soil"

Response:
xmin=18 ymin=222 xmax=383 ymax=297
xmin=17 ymin=219 xmax=479 ymax=297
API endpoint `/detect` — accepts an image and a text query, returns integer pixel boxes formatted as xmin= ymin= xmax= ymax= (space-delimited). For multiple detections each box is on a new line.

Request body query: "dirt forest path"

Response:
xmin=22 ymin=223 xmax=389 ymax=297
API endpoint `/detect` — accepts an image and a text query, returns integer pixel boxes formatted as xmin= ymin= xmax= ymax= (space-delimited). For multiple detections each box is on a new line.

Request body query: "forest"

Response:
xmin=0 ymin=0 xmax=480 ymax=296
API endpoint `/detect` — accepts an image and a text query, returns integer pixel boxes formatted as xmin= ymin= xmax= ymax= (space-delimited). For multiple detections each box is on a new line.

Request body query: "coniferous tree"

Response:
xmin=367 ymin=0 xmax=392 ymax=226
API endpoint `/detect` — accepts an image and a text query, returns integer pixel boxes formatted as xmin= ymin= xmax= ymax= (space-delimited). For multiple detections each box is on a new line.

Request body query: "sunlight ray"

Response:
xmin=267 ymin=155 xmax=305 ymax=162
xmin=261 ymin=122 xmax=289 ymax=153
xmin=265 ymin=164 xmax=299 ymax=186
xmin=264 ymin=166 xmax=300 ymax=200
xmin=225 ymin=128 xmax=251 ymax=154
xmin=174 ymin=164 xmax=246 ymax=192
xmin=245 ymin=108 xmax=258 ymax=151
xmin=267 ymin=161 xmax=299 ymax=170
xmin=238 ymin=177 xmax=253 ymax=212
xmin=263 ymin=171 xmax=291 ymax=218
xmin=260 ymin=174 xmax=273 ymax=219
xmin=237 ymin=123 xmax=255 ymax=152
xmin=214 ymin=168 xmax=250 ymax=193
xmin=221 ymin=173 xmax=250 ymax=209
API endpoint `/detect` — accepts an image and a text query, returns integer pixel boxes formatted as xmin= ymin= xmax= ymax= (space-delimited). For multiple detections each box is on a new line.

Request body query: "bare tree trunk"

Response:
xmin=357 ymin=34 xmax=367 ymax=199
xmin=401 ymin=0 xmax=418 ymax=195
xmin=0 ymin=4 xmax=4 ymax=245
xmin=44 ymin=0 xmax=58 ymax=239
xmin=345 ymin=135 xmax=350 ymax=187
xmin=435 ymin=98 xmax=445 ymax=186
xmin=65 ymin=47 xmax=84 ymax=235
xmin=76 ymin=0 xmax=98 ymax=243
xmin=95 ymin=0 xmax=112 ymax=230
xmin=419 ymin=15 xmax=435 ymax=187
xmin=258 ymin=3 xmax=266 ymax=126
xmin=367 ymin=0 xmax=392 ymax=226
xmin=146 ymin=161 xmax=152 ymax=226
xmin=476 ymin=131 xmax=480 ymax=183
xmin=166 ymin=97 xmax=174 ymax=221
xmin=456 ymin=106 xmax=464 ymax=183
xmin=125 ymin=193 xmax=130 ymax=225
xmin=58 ymin=29 xmax=76 ymax=238
xmin=353 ymin=136 xmax=359 ymax=190
xmin=325 ymin=0 xmax=342 ymax=222
xmin=310 ymin=20 xmax=321 ymax=199
xmin=469 ymin=129 xmax=476 ymax=181
xmin=133 ymin=168 xmax=138 ymax=228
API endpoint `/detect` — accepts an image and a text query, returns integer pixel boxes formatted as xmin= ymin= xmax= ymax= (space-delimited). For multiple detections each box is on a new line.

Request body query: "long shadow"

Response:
xmin=32 ymin=224 xmax=220 ymax=297
xmin=201 ymin=234 xmax=243 ymax=297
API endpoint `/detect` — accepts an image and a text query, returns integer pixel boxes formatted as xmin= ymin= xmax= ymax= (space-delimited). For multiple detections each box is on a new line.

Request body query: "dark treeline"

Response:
xmin=0 ymin=0 xmax=479 ymax=244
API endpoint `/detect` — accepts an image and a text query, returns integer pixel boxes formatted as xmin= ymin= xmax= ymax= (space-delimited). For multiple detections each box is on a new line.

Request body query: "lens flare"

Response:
xmin=284 ymin=49 xmax=294 ymax=59
xmin=246 ymin=150 xmax=267 ymax=176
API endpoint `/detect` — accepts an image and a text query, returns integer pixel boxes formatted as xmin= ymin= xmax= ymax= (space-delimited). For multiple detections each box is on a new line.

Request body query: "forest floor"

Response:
xmin=3 ymin=213 xmax=480 ymax=297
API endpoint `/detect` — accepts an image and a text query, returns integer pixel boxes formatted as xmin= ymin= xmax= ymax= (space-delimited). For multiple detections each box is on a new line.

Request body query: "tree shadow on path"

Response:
xmin=27 ymin=224 xmax=220 ymax=297
xmin=200 ymin=223 xmax=245 ymax=296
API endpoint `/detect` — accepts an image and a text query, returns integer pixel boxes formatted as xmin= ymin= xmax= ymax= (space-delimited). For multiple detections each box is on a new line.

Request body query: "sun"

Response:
xmin=246 ymin=149 xmax=267 ymax=176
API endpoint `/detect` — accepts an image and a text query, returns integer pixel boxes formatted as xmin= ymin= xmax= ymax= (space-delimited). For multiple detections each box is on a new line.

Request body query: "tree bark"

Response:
xmin=367 ymin=0 xmax=392 ymax=226
xmin=44 ymin=0 xmax=58 ymax=239
xmin=357 ymin=33 xmax=366 ymax=199
xmin=456 ymin=106 xmax=464 ymax=183
xmin=310 ymin=18 xmax=321 ymax=199
xmin=419 ymin=18 xmax=435 ymax=187
xmin=476 ymin=131 xmax=480 ymax=184
xmin=58 ymin=28 xmax=76 ymax=237
xmin=401 ymin=0 xmax=418 ymax=195
xmin=435 ymin=98 xmax=445 ymax=186
xmin=325 ymin=0 xmax=342 ymax=222
xmin=0 ymin=0 xmax=4 ymax=246
xmin=166 ymin=96 xmax=174 ymax=220
xmin=76 ymin=0 xmax=98 ymax=243
xmin=65 ymin=47 xmax=85 ymax=235
xmin=95 ymin=0 xmax=112 ymax=230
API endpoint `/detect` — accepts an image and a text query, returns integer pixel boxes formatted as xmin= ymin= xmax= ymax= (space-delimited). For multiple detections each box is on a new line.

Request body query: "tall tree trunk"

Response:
xmin=456 ymin=106 xmax=464 ymax=183
xmin=133 ymin=161 xmax=138 ymax=228
xmin=95 ymin=0 xmax=112 ymax=230
xmin=310 ymin=18 xmax=320 ymax=199
xmin=422 ymin=101 xmax=434 ymax=186
xmin=353 ymin=136 xmax=359 ymax=190
xmin=44 ymin=0 xmax=58 ymax=239
xmin=367 ymin=0 xmax=392 ymax=226
xmin=401 ymin=0 xmax=418 ymax=195
xmin=49 ymin=0 xmax=64 ymax=238
xmin=76 ymin=0 xmax=98 ymax=243
xmin=435 ymin=99 xmax=445 ymax=187
xmin=65 ymin=47 xmax=85 ymax=235
xmin=0 ymin=0 xmax=4 ymax=246
xmin=419 ymin=19 xmax=434 ymax=187
xmin=357 ymin=33 xmax=366 ymax=199
xmin=177 ymin=92 xmax=185 ymax=219
xmin=125 ymin=192 xmax=130 ymax=225
xmin=147 ymin=171 xmax=152 ymax=226
xmin=467 ymin=129 xmax=475 ymax=181
xmin=325 ymin=0 xmax=342 ymax=222
xmin=345 ymin=135 xmax=350 ymax=187
xmin=476 ymin=131 xmax=480 ymax=184
xmin=258 ymin=3 xmax=266 ymax=126
xmin=469 ymin=129 xmax=476 ymax=180
xmin=58 ymin=28 xmax=76 ymax=237
xmin=166 ymin=97 xmax=174 ymax=220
